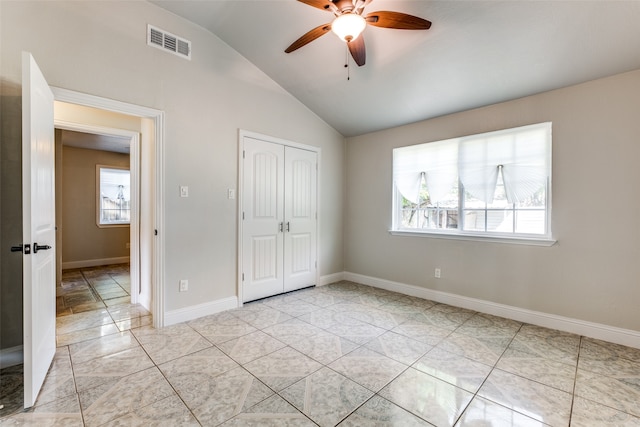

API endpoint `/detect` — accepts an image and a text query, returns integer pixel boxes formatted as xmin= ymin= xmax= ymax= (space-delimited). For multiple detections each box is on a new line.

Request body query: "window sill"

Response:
xmin=389 ymin=229 xmax=556 ymax=247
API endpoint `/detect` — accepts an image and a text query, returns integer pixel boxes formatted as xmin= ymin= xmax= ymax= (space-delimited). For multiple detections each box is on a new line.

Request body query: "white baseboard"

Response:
xmin=0 ymin=345 xmax=23 ymax=369
xmin=344 ymin=271 xmax=640 ymax=350
xmin=62 ymin=256 xmax=130 ymax=270
xmin=318 ymin=272 xmax=345 ymax=287
xmin=164 ymin=296 xmax=239 ymax=327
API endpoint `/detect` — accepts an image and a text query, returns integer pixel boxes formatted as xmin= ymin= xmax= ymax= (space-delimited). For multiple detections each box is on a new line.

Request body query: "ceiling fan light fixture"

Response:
xmin=331 ymin=13 xmax=366 ymax=42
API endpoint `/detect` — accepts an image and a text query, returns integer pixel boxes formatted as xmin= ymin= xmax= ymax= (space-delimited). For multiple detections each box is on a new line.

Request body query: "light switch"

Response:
xmin=180 ymin=186 xmax=189 ymax=197
xmin=228 ymin=189 xmax=235 ymax=199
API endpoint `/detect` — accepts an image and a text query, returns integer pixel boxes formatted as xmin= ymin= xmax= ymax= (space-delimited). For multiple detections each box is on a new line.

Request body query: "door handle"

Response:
xmin=11 ymin=244 xmax=31 ymax=254
xmin=33 ymin=243 xmax=51 ymax=254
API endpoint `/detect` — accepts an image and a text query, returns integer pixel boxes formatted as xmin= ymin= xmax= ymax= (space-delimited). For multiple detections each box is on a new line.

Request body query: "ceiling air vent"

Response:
xmin=147 ymin=24 xmax=191 ymax=60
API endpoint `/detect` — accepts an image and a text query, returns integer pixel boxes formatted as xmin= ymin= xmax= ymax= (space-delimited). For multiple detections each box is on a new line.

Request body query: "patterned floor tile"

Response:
xmin=288 ymin=330 xmax=360 ymax=365
xmin=413 ymin=347 xmax=493 ymax=393
xmin=56 ymin=309 xmax=114 ymax=335
xmin=187 ymin=312 xmax=258 ymax=344
xmin=73 ymin=346 xmax=154 ymax=392
xmin=159 ymin=346 xmax=239 ymax=394
xmin=379 ymin=367 xmax=473 ymax=427
xmin=56 ymin=323 xmax=121 ymax=347
xmin=574 ymin=369 xmax=640 ymax=418
xmin=477 ymin=369 xmax=572 ymax=426
xmin=221 ymin=394 xmax=316 ymax=427
xmin=262 ymin=318 xmax=325 ymax=346
xmin=244 ymin=346 xmax=323 ymax=391
xmin=280 ymin=367 xmax=374 ymax=427
xmin=79 ymin=367 xmax=175 ymax=427
xmin=131 ymin=323 xmax=212 ymax=364
xmin=69 ymin=331 xmax=139 ymax=364
xmin=0 ymin=394 xmax=84 ymax=426
xmin=436 ymin=331 xmax=512 ymax=366
xmin=509 ymin=331 xmax=580 ymax=365
xmin=456 ymin=396 xmax=549 ymax=426
xmin=340 ymin=395 xmax=433 ymax=426
xmin=329 ymin=347 xmax=407 ymax=392
xmin=364 ymin=330 xmax=432 ymax=365
xmin=456 ymin=313 xmax=522 ymax=338
xmin=177 ymin=366 xmax=273 ymax=426
xmin=570 ymin=396 xmax=640 ymax=426
xmin=101 ymin=394 xmax=199 ymax=426
xmin=497 ymin=346 xmax=577 ymax=392
xmin=217 ymin=330 xmax=287 ymax=364
xmin=230 ymin=305 xmax=293 ymax=328
xmin=391 ymin=321 xmax=453 ymax=347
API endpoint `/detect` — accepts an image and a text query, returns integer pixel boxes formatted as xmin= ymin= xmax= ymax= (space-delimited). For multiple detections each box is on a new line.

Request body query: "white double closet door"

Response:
xmin=242 ymin=136 xmax=317 ymax=302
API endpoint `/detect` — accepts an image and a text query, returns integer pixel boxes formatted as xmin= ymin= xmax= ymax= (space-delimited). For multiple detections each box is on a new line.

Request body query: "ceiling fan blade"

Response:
xmin=285 ymin=23 xmax=332 ymax=53
xmin=365 ymin=11 xmax=432 ymax=30
xmin=348 ymin=36 xmax=366 ymax=66
xmin=297 ymin=0 xmax=337 ymax=13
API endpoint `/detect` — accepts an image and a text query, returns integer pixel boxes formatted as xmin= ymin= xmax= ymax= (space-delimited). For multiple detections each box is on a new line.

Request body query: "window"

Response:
xmin=392 ymin=122 xmax=552 ymax=241
xmin=97 ymin=166 xmax=130 ymax=226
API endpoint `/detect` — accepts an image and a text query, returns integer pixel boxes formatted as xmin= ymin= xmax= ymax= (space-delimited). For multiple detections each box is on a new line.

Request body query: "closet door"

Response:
xmin=283 ymin=147 xmax=317 ymax=292
xmin=242 ymin=137 xmax=285 ymax=302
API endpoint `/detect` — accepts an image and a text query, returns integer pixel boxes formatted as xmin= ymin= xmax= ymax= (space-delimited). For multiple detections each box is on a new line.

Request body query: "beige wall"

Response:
xmin=60 ymin=145 xmax=130 ymax=266
xmin=345 ymin=69 xmax=640 ymax=333
xmin=0 ymin=94 xmax=23 ymax=350
xmin=0 ymin=1 xmax=345 ymax=313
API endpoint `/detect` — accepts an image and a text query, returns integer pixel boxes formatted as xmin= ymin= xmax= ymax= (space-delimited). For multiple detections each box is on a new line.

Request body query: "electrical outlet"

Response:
xmin=179 ymin=279 xmax=188 ymax=292
xmin=435 ymin=268 xmax=441 ymax=279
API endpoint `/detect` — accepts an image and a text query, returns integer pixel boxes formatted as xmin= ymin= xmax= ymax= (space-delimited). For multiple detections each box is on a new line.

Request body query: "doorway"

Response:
xmin=51 ymin=87 xmax=165 ymax=328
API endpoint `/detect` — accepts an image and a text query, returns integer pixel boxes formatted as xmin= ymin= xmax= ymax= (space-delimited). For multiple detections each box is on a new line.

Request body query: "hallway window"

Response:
xmin=97 ymin=166 xmax=130 ymax=226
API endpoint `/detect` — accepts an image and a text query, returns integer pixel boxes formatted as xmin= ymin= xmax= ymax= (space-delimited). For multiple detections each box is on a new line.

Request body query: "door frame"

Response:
xmin=54 ymin=121 xmax=141 ymax=305
xmin=51 ymin=87 xmax=166 ymax=327
xmin=237 ymin=129 xmax=320 ymax=305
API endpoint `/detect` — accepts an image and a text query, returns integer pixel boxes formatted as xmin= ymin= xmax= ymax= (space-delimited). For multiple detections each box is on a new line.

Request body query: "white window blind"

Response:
xmin=392 ymin=122 xmax=552 ymax=239
xmin=458 ymin=124 xmax=550 ymax=204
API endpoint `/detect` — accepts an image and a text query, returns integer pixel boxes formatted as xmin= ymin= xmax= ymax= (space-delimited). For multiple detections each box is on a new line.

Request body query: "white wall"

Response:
xmin=346 ymin=69 xmax=640 ymax=333
xmin=0 ymin=1 xmax=345 ymax=314
xmin=60 ymin=145 xmax=130 ymax=266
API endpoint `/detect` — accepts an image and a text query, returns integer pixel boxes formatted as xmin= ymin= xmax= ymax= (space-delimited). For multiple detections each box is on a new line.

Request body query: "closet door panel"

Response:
xmin=242 ymin=138 xmax=285 ymax=302
xmin=283 ymin=146 xmax=317 ymax=292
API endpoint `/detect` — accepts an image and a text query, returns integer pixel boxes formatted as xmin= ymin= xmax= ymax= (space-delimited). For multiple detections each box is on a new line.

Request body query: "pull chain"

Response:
xmin=344 ymin=45 xmax=350 ymax=81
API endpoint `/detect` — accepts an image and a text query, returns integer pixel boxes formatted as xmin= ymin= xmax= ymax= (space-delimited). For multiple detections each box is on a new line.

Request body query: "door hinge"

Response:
xmin=242 ymin=212 xmax=245 ymax=220
xmin=243 ymin=150 xmax=245 ymax=159
xmin=154 ymin=229 xmax=158 ymax=236
xmin=242 ymin=273 xmax=245 ymax=281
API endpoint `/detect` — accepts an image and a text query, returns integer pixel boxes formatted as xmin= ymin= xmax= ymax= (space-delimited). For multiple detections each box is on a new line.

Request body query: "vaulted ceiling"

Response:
xmin=152 ymin=0 xmax=640 ymax=137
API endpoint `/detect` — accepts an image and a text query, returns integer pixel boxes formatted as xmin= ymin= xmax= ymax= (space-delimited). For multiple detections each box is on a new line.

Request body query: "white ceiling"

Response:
xmin=151 ymin=0 xmax=640 ymax=137
xmin=61 ymin=130 xmax=131 ymax=154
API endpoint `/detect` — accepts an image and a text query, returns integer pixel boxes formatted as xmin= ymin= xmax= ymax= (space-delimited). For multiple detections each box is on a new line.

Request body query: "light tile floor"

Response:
xmin=2 ymin=279 xmax=640 ymax=426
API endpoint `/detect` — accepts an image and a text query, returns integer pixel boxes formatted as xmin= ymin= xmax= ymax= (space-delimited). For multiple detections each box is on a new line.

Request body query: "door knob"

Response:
xmin=11 ymin=244 xmax=31 ymax=254
xmin=33 ymin=243 xmax=51 ymax=254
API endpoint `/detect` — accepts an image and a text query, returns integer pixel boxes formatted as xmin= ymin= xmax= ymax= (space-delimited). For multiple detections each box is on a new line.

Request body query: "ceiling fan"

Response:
xmin=285 ymin=0 xmax=432 ymax=66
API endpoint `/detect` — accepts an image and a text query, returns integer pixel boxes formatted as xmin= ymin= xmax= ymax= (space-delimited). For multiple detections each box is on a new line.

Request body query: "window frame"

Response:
xmin=391 ymin=123 xmax=555 ymax=246
xmin=96 ymin=164 xmax=131 ymax=228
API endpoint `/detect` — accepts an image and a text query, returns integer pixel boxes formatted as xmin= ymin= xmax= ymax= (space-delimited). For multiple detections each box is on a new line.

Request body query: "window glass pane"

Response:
xmin=100 ymin=167 xmax=130 ymax=225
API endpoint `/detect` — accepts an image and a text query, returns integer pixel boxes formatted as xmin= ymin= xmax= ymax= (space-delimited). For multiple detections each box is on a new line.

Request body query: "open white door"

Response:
xmin=22 ymin=52 xmax=56 ymax=408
